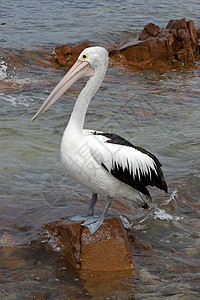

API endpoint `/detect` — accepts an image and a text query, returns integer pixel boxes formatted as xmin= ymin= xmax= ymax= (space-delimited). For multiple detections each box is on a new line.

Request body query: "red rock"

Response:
xmin=168 ymin=18 xmax=198 ymax=66
xmin=3 ymin=48 xmax=56 ymax=69
xmin=158 ymin=29 xmax=174 ymax=44
xmin=54 ymin=44 xmax=71 ymax=66
xmin=0 ymin=80 xmax=29 ymax=93
xmin=44 ymin=217 xmax=133 ymax=272
xmin=24 ymin=49 xmax=57 ymax=68
xmin=54 ymin=19 xmax=198 ymax=70
xmin=81 ymin=269 xmax=134 ymax=296
xmin=110 ymin=18 xmax=199 ymax=69
xmin=55 ymin=41 xmax=92 ymax=68
xmin=166 ymin=18 xmax=188 ymax=30
xmin=44 ymin=221 xmax=82 ymax=269
xmin=0 ymin=232 xmax=26 ymax=268
xmin=0 ymin=48 xmax=59 ymax=93
xmin=138 ymin=23 xmax=160 ymax=41
xmin=44 ymin=217 xmax=134 ymax=296
xmin=111 ymin=37 xmax=172 ymax=69
xmin=81 ymin=218 xmax=133 ymax=271
xmin=197 ymin=29 xmax=200 ymax=39
xmin=187 ymin=20 xmax=199 ymax=53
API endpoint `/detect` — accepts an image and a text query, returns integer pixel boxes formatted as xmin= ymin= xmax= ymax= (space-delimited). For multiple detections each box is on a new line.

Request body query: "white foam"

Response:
xmin=154 ymin=208 xmax=182 ymax=221
xmin=44 ymin=230 xmax=62 ymax=253
xmin=0 ymin=59 xmax=7 ymax=79
xmin=163 ymin=189 xmax=178 ymax=205
xmin=2 ymin=94 xmax=31 ymax=107
xmin=119 ymin=215 xmax=132 ymax=228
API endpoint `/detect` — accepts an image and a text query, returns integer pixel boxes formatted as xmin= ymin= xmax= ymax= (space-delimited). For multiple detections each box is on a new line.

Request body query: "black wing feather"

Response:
xmin=95 ymin=132 xmax=168 ymax=200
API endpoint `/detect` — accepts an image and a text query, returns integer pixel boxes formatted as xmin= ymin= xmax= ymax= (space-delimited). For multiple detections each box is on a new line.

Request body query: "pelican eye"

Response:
xmin=81 ymin=54 xmax=88 ymax=60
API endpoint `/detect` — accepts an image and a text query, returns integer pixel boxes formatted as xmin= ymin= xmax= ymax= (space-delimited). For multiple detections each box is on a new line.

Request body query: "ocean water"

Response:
xmin=1 ymin=0 xmax=200 ymax=298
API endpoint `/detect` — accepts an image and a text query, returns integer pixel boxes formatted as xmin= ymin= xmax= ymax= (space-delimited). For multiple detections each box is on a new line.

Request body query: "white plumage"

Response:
xmin=31 ymin=46 xmax=167 ymax=233
xmin=84 ymin=131 xmax=157 ymax=179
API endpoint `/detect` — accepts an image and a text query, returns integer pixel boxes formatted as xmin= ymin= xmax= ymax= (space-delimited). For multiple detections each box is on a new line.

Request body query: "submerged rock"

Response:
xmin=0 ymin=232 xmax=26 ymax=268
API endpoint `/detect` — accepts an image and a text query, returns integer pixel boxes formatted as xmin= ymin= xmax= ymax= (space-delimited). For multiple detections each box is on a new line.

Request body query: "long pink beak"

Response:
xmin=30 ymin=60 xmax=94 ymax=122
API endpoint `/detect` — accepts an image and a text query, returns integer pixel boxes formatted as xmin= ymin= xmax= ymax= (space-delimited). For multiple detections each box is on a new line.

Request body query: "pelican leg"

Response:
xmin=87 ymin=192 xmax=98 ymax=216
xmin=70 ymin=192 xmax=98 ymax=222
xmin=82 ymin=196 xmax=113 ymax=234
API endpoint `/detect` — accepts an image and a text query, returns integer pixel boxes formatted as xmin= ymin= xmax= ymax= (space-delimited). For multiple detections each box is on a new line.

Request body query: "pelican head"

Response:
xmin=31 ymin=46 xmax=108 ymax=122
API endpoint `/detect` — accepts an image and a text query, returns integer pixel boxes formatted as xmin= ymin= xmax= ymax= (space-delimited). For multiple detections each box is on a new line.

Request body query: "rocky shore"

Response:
xmin=56 ymin=18 xmax=200 ymax=70
xmin=1 ymin=18 xmax=200 ymax=93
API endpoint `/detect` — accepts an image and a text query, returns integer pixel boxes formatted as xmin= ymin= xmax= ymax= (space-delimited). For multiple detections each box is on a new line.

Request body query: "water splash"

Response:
xmin=2 ymin=94 xmax=31 ymax=107
xmin=119 ymin=215 xmax=133 ymax=229
xmin=42 ymin=230 xmax=62 ymax=253
xmin=163 ymin=188 xmax=179 ymax=205
xmin=0 ymin=59 xmax=7 ymax=79
xmin=153 ymin=208 xmax=182 ymax=221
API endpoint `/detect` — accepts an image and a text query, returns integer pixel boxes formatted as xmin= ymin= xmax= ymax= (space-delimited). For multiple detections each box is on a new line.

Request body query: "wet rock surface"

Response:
xmin=0 ymin=48 xmax=58 ymax=92
xmin=44 ymin=217 xmax=133 ymax=272
xmin=109 ymin=18 xmax=199 ymax=69
xmin=0 ymin=232 xmax=26 ymax=269
xmin=53 ymin=19 xmax=199 ymax=70
xmin=55 ymin=41 xmax=92 ymax=68
xmin=43 ymin=217 xmax=134 ymax=296
xmin=197 ymin=29 xmax=200 ymax=39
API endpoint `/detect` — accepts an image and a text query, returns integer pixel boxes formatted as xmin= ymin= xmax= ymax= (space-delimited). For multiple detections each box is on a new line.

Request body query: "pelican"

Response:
xmin=31 ymin=46 xmax=167 ymax=234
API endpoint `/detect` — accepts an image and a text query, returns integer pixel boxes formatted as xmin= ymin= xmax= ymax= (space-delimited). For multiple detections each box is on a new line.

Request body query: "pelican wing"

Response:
xmin=84 ymin=131 xmax=168 ymax=199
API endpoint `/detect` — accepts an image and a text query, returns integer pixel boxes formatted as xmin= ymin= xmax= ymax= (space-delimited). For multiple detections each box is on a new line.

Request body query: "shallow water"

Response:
xmin=1 ymin=0 xmax=200 ymax=298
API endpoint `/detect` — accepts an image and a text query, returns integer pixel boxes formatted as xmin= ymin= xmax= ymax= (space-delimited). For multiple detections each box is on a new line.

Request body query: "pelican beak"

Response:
xmin=30 ymin=60 xmax=94 ymax=122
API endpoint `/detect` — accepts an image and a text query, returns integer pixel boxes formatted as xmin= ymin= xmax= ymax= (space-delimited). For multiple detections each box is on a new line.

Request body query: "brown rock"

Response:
xmin=0 ymin=80 xmax=29 ymax=93
xmin=3 ymin=48 xmax=56 ymax=69
xmin=55 ymin=41 xmax=92 ymax=67
xmin=197 ymin=29 xmax=200 ymax=39
xmin=54 ymin=44 xmax=71 ymax=66
xmin=120 ymin=41 xmax=151 ymax=65
xmin=0 ymin=48 xmax=59 ymax=93
xmin=138 ymin=23 xmax=160 ymax=41
xmin=54 ymin=19 xmax=198 ymax=70
xmin=44 ymin=217 xmax=134 ymax=296
xmin=81 ymin=269 xmax=134 ymax=296
xmin=111 ymin=37 xmax=172 ymax=69
xmin=81 ymin=218 xmax=133 ymax=271
xmin=44 ymin=220 xmax=82 ymax=269
xmin=166 ymin=18 xmax=198 ymax=56
xmin=166 ymin=18 xmax=188 ymax=31
xmin=158 ymin=29 xmax=174 ymax=44
xmin=44 ymin=217 xmax=133 ymax=272
xmin=187 ymin=20 xmax=199 ymax=53
xmin=71 ymin=42 xmax=92 ymax=61
xmin=110 ymin=18 xmax=199 ymax=69
xmin=0 ymin=232 xmax=26 ymax=268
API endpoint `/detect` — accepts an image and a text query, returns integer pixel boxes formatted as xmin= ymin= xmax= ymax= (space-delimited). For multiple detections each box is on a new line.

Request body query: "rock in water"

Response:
xmin=55 ymin=41 xmax=92 ymax=68
xmin=44 ymin=217 xmax=134 ymax=272
xmin=109 ymin=18 xmax=199 ymax=69
xmin=44 ymin=217 xmax=134 ymax=296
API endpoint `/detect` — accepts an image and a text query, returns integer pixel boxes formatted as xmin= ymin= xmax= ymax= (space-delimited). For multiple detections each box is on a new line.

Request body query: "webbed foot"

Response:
xmin=70 ymin=215 xmax=98 ymax=222
xmin=70 ymin=215 xmax=87 ymax=222
xmin=82 ymin=216 xmax=104 ymax=234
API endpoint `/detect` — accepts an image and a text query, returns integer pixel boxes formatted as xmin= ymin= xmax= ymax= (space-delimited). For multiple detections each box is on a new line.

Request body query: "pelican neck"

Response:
xmin=66 ymin=67 xmax=106 ymax=134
